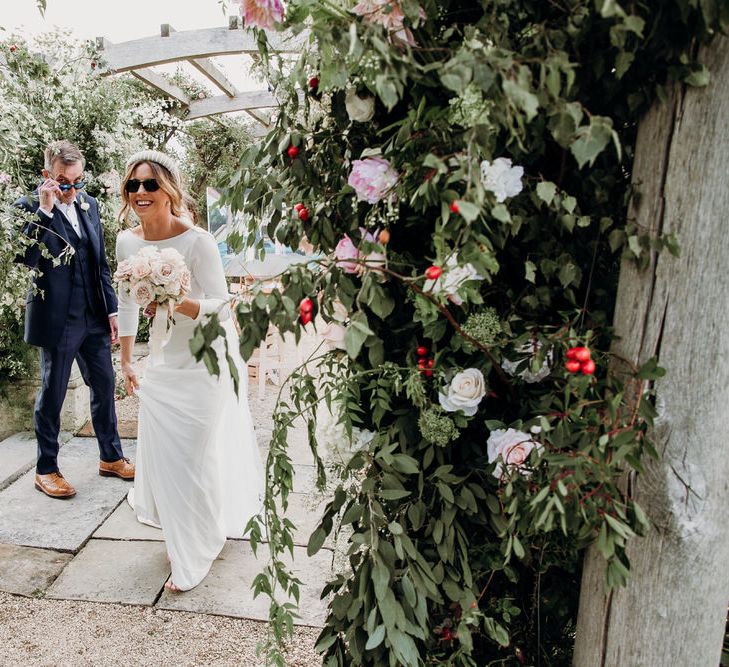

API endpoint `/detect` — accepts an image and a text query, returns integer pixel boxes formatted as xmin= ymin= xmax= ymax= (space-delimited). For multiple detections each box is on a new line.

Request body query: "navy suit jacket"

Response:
xmin=14 ymin=192 xmax=118 ymax=348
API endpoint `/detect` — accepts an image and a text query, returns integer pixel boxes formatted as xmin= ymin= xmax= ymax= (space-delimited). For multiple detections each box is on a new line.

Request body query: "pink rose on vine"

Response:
xmin=236 ymin=0 xmax=285 ymax=30
xmin=348 ymin=157 xmax=399 ymax=204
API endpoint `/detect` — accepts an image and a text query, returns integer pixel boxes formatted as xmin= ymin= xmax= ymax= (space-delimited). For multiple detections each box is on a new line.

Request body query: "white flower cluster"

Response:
xmin=480 ymin=157 xmax=524 ymax=203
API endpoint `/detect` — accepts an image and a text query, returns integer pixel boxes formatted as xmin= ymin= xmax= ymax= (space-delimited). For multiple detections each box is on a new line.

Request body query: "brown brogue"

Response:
xmin=35 ymin=472 xmax=76 ymax=499
xmin=99 ymin=458 xmax=135 ymax=480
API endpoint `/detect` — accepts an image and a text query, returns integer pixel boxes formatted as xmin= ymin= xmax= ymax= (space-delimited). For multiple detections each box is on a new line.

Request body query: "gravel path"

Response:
xmin=0 ymin=592 xmax=321 ymax=666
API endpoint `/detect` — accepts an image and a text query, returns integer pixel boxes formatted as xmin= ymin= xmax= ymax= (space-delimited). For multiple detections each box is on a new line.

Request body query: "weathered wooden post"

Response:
xmin=574 ymin=36 xmax=729 ymax=666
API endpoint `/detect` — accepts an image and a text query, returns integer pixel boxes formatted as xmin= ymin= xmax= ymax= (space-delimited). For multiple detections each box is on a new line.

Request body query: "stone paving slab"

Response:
xmin=0 ymin=544 xmax=72 ymax=597
xmin=156 ymin=540 xmax=332 ymax=627
xmin=0 ymin=431 xmax=73 ymax=492
xmin=46 ymin=539 xmax=169 ymax=606
xmin=93 ymin=498 xmax=164 ymax=542
xmin=0 ymin=438 xmax=136 ymax=552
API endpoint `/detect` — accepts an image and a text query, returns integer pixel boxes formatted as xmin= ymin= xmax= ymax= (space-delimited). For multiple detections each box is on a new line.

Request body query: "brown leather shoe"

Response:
xmin=99 ymin=458 xmax=135 ymax=480
xmin=35 ymin=472 xmax=76 ymax=499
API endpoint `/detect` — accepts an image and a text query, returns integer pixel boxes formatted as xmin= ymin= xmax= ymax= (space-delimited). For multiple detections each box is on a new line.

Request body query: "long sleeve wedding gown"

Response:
xmin=116 ymin=226 xmax=264 ymax=591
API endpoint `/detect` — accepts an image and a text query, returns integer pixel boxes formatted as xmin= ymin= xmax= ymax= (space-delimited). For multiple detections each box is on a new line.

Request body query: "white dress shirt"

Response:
xmin=39 ymin=198 xmax=83 ymax=237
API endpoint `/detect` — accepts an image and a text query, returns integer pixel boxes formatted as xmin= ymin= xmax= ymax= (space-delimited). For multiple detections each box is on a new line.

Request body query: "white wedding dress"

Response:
xmin=116 ymin=226 xmax=264 ymax=591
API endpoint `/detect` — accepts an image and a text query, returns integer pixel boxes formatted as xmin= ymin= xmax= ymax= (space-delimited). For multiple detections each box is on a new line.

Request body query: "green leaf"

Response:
xmin=524 ymin=260 xmax=536 ymax=283
xmin=570 ymin=117 xmax=614 ymax=168
xmin=536 ymin=181 xmax=557 ymax=205
xmin=365 ymin=624 xmax=386 ymax=650
xmin=373 ymin=560 xmax=390 ymax=601
xmin=684 ymin=64 xmax=710 ymax=87
xmin=503 ymin=79 xmax=539 ymax=121
xmin=456 ymin=200 xmax=481 ymax=222
xmin=307 ymin=527 xmax=327 ymax=556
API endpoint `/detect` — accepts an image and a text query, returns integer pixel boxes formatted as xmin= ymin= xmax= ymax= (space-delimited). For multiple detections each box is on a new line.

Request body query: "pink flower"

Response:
xmin=334 ymin=235 xmax=361 ymax=273
xmin=487 ymin=428 xmax=543 ymax=479
xmin=113 ymin=259 xmax=132 ymax=282
xmin=348 ymin=157 xmax=399 ymax=204
xmin=131 ymin=281 xmax=155 ymax=307
xmin=236 ymin=0 xmax=285 ymax=29
xmin=352 ymin=0 xmax=424 ymax=45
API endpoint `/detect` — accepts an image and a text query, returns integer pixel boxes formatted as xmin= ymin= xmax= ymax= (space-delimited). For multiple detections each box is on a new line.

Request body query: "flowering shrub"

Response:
xmin=196 ymin=1 xmax=724 ymax=664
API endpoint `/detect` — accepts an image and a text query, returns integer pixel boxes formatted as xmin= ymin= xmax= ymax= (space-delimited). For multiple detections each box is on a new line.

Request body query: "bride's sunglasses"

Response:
xmin=125 ymin=178 xmax=161 ymax=193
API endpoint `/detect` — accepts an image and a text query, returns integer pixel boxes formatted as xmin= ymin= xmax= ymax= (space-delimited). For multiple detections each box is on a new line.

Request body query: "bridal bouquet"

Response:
xmin=114 ymin=246 xmax=191 ymax=362
xmin=114 ymin=245 xmax=191 ymax=307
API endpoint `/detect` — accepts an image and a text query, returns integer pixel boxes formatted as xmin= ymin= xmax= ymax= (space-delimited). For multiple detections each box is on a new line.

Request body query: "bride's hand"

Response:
xmin=143 ymin=302 xmax=157 ymax=319
xmin=121 ymin=361 xmax=139 ymax=396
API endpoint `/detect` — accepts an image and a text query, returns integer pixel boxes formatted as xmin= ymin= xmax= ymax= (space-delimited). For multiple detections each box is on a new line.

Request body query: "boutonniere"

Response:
xmin=79 ymin=196 xmax=90 ymax=212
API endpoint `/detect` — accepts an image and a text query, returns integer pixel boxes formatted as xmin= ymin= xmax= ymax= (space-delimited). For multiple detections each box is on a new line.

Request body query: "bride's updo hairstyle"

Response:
xmin=118 ymin=150 xmax=198 ymax=225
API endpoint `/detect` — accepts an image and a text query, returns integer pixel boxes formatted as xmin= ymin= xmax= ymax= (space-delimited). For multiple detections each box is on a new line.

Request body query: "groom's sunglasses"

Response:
xmin=125 ymin=178 xmax=161 ymax=193
xmin=57 ymin=181 xmax=86 ymax=192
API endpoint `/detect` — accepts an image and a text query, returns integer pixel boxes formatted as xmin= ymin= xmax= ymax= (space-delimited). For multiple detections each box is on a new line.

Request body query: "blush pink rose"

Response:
xmin=236 ymin=0 xmax=285 ymax=29
xmin=334 ymin=235 xmax=361 ymax=273
xmin=487 ymin=428 xmax=543 ymax=479
xmin=348 ymin=157 xmax=399 ymax=204
xmin=131 ymin=281 xmax=155 ymax=307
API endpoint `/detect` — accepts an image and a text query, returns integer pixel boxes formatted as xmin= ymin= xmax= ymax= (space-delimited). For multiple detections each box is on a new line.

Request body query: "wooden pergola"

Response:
xmin=96 ymin=17 xmax=303 ymax=132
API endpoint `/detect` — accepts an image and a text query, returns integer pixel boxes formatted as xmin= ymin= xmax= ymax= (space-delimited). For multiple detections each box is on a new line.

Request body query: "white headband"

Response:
xmin=126 ymin=150 xmax=180 ymax=181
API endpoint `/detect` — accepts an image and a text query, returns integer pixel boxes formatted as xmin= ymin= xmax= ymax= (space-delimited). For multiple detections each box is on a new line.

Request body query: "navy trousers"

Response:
xmin=35 ymin=306 xmax=124 ymax=475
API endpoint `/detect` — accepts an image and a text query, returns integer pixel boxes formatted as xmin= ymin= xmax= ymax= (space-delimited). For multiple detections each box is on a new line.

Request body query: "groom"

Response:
xmin=15 ymin=140 xmax=134 ymax=499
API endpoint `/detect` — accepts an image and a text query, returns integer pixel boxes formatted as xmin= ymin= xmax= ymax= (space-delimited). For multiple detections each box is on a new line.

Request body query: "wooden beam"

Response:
xmin=244 ymin=109 xmax=272 ymax=127
xmin=129 ymin=69 xmax=191 ymax=105
xmin=161 ymin=24 xmax=238 ymax=98
xmin=185 ymin=91 xmax=278 ymax=120
xmin=96 ymin=26 xmax=302 ymax=74
xmin=188 ymin=58 xmax=238 ymax=97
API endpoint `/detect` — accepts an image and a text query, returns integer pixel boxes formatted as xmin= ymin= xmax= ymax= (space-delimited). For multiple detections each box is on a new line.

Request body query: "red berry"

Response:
xmin=417 ymin=358 xmax=427 ymax=368
xmin=565 ymin=360 xmax=581 ymax=373
xmin=442 ymin=628 xmax=452 ymax=641
xmin=425 ymin=265 xmax=442 ymax=280
xmin=293 ymin=203 xmax=304 ymax=212
xmin=287 ymin=145 xmax=299 ymax=159
xmin=426 ymin=359 xmax=434 ymax=368
xmin=424 ymin=369 xmax=433 ymax=377
xmin=566 ymin=347 xmax=579 ymax=360
xmin=581 ymin=359 xmax=596 ymax=375
xmin=298 ymin=207 xmax=309 ymax=222
xmin=299 ymin=298 xmax=313 ymax=314
xmin=300 ymin=311 xmax=312 ymax=325
xmin=573 ymin=347 xmax=591 ymax=363
xmin=450 ymin=200 xmax=460 ymax=214
xmin=91 ymin=61 xmax=97 ymax=69
xmin=416 ymin=346 xmax=427 ymax=357
xmin=9 ymin=45 xmax=17 ymax=53
xmin=308 ymin=76 xmax=319 ymax=90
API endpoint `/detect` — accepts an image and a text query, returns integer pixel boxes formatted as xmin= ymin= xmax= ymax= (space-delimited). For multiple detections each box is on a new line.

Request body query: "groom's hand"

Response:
xmin=39 ymin=177 xmax=61 ymax=211
xmin=109 ymin=315 xmax=119 ymax=345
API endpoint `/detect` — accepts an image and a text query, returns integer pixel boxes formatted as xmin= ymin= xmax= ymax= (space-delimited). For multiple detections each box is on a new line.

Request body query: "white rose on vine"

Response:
xmin=438 ymin=368 xmax=487 ymax=416
xmin=345 ymin=89 xmax=376 ymax=123
xmin=425 ymin=255 xmax=482 ymax=305
xmin=487 ymin=428 xmax=543 ymax=479
xmin=480 ymin=157 xmax=524 ymax=203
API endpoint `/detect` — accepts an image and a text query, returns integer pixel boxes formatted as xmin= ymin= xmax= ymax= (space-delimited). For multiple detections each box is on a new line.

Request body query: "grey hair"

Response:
xmin=43 ymin=140 xmax=86 ymax=171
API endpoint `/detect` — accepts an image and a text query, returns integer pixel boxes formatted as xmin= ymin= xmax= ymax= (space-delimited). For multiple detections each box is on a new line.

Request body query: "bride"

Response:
xmin=116 ymin=150 xmax=264 ymax=592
